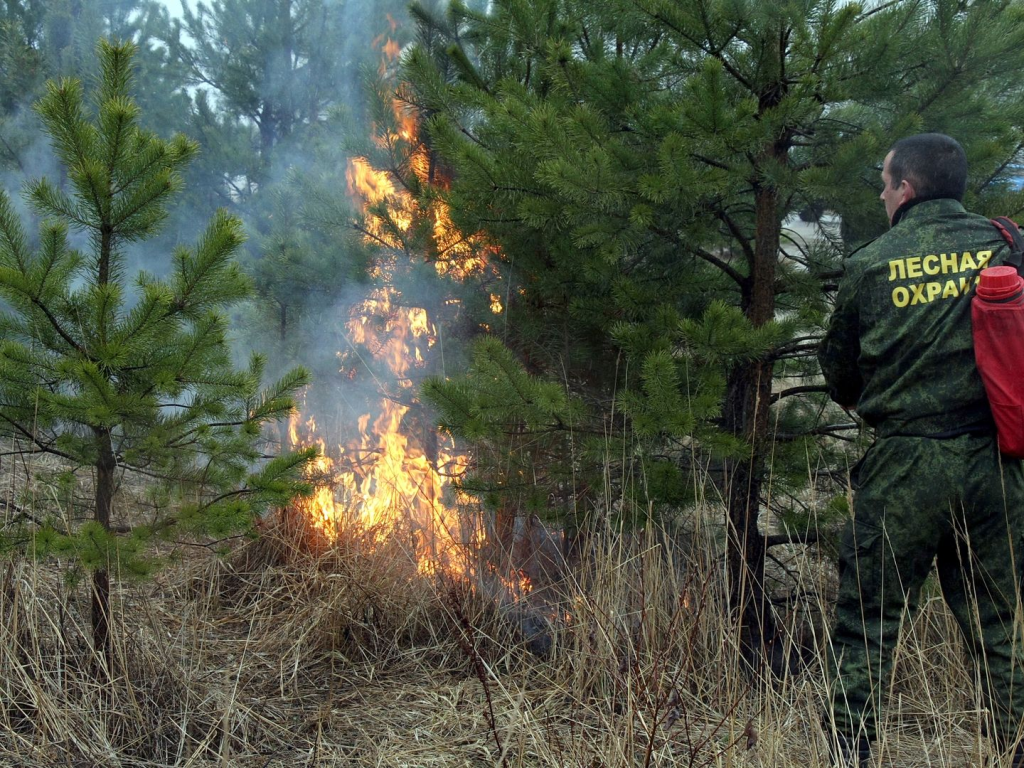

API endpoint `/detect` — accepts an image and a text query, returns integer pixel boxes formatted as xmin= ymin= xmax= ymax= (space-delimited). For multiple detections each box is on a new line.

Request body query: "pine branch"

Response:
xmin=0 ymin=415 xmax=77 ymax=461
xmin=691 ymin=246 xmax=745 ymax=286
xmin=651 ymin=225 xmax=745 ymax=285
xmin=770 ymin=343 xmax=820 ymax=360
xmin=29 ymin=294 xmax=86 ymax=356
xmin=714 ymin=210 xmax=755 ymax=268
xmin=978 ymin=141 xmax=1024 ymax=192
xmin=0 ymin=134 xmax=25 ymax=175
xmin=765 ymin=530 xmax=821 ymax=548
xmin=775 ymin=422 xmax=859 ymax=441
xmin=856 ymin=0 xmax=912 ymax=22
xmin=689 ymin=24 xmax=751 ymax=88
xmin=691 ymin=153 xmax=733 ymax=172
xmin=770 ymin=385 xmax=828 ymax=403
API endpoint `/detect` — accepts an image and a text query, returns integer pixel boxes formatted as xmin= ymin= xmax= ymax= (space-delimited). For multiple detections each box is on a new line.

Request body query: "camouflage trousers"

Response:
xmin=827 ymin=433 xmax=1024 ymax=745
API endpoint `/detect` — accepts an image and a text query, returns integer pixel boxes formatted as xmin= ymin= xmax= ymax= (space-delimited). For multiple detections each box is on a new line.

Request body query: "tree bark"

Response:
xmin=723 ymin=107 xmax=790 ymax=669
xmin=94 ymin=189 xmax=114 ymax=670
xmin=278 ymin=301 xmax=290 ymax=449
xmin=723 ymin=358 xmax=774 ymax=654
xmin=92 ymin=428 xmax=116 ymax=670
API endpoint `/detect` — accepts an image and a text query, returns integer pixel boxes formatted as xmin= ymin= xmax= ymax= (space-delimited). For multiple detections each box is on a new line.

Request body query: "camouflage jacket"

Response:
xmin=819 ymin=198 xmax=1011 ymax=437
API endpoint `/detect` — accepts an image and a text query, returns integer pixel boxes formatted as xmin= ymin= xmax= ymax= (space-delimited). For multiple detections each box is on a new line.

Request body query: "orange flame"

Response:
xmin=289 ymin=13 xmax=519 ymax=591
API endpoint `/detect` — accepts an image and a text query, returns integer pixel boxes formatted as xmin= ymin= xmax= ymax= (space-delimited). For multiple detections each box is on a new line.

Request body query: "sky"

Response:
xmin=157 ymin=0 xmax=184 ymax=18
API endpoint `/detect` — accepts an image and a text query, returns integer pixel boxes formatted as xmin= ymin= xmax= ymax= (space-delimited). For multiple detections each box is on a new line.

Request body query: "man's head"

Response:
xmin=880 ymin=133 xmax=967 ymax=224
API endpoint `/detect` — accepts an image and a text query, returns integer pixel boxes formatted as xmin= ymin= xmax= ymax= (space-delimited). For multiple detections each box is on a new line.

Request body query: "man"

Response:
xmin=819 ymin=133 xmax=1024 ymax=766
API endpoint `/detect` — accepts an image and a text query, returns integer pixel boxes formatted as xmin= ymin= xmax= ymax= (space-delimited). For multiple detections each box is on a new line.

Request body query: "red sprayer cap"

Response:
xmin=977 ymin=266 xmax=1024 ymax=302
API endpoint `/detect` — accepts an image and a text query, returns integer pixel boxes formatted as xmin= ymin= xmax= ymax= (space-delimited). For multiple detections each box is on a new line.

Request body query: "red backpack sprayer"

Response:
xmin=972 ymin=217 xmax=1024 ymax=457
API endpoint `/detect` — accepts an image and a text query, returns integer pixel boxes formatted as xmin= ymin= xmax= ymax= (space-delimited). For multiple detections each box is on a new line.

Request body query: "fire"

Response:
xmin=346 ymin=137 xmax=495 ymax=280
xmin=372 ymin=13 xmax=403 ymax=75
xmin=287 ymin=13 xmax=530 ymax=597
xmin=383 ymin=39 xmax=401 ymax=62
xmin=345 ymin=157 xmax=396 ymax=207
xmin=505 ymin=568 xmax=533 ymax=600
xmin=290 ymin=390 xmax=484 ymax=576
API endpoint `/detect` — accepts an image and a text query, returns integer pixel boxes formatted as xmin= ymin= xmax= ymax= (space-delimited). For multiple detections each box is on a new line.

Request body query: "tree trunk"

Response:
xmin=723 ymin=124 xmax=789 ymax=670
xmin=723 ymin=341 xmax=775 ymax=661
xmin=278 ymin=301 xmax=290 ymax=449
xmin=92 ymin=428 xmax=116 ymax=670
xmin=494 ymin=502 xmax=516 ymax=560
xmin=94 ymin=166 xmax=114 ymax=671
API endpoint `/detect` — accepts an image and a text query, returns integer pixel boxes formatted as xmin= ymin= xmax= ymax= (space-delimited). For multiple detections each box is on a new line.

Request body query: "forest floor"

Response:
xmin=0 ymin=512 xmax=1011 ymax=767
xmin=0 ymin=454 xmax=1014 ymax=766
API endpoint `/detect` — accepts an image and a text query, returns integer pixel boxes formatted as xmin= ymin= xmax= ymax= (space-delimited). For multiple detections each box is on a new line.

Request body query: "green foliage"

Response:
xmin=166 ymin=0 xmax=413 ymax=430
xmin=175 ymin=0 xmax=354 ymax=161
xmin=405 ymin=0 xmax=1024 ymax=529
xmin=0 ymin=0 xmax=191 ymax=235
xmin=0 ymin=39 xmax=313 ymax=577
xmin=168 ymin=0 xmax=408 ymax=214
xmin=424 ymin=336 xmax=590 ymax=519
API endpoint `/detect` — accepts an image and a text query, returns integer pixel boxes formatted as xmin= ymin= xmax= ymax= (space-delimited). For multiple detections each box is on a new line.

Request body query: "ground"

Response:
xmin=0 ymin=498 xmax=1008 ymax=767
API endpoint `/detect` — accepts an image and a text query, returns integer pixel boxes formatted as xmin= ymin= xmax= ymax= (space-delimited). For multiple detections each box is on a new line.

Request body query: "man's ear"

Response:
xmin=900 ymin=179 xmax=916 ymax=205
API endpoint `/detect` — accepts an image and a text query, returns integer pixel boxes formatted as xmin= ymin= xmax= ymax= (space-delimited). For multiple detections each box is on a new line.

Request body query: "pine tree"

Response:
xmin=0 ymin=39 xmax=315 ymax=665
xmin=170 ymin=0 xmax=389 ymax=203
xmin=0 ymin=1 xmax=190 ymax=181
xmin=243 ymin=165 xmax=373 ymax=434
xmin=164 ymin=0 xmax=412 ymax=416
xmin=0 ymin=1 xmax=46 ymax=173
xmin=404 ymin=0 xmax=1024 ymax=663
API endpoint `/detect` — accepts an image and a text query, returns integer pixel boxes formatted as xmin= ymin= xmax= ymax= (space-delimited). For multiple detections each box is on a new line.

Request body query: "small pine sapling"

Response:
xmin=0 ymin=39 xmax=316 ymax=667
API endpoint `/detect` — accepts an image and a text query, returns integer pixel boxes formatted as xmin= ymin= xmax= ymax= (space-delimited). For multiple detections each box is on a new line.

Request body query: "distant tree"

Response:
xmin=0 ymin=1 xmax=189 ymax=179
xmin=0 ymin=2 xmax=46 ymax=173
xmin=164 ymin=0 xmax=412 ymax=398
xmin=0 ymin=40 xmax=314 ymax=665
xmin=242 ymin=163 xmax=375 ymax=434
xmin=404 ymin=0 xmax=1024 ymax=665
xmin=170 ymin=0 xmax=384 ymax=207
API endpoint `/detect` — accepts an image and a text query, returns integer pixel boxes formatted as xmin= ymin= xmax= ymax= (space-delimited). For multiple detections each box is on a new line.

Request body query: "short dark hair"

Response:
xmin=888 ymin=133 xmax=967 ymax=201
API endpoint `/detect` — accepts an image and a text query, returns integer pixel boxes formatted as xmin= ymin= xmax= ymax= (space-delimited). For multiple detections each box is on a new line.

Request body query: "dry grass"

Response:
xmin=0 ymin=471 xmax=1015 ymax=767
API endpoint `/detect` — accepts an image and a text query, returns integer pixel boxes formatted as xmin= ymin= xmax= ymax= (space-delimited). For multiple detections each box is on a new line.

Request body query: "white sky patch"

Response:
xmin=156 ymin=0 xmax=185 ymax=18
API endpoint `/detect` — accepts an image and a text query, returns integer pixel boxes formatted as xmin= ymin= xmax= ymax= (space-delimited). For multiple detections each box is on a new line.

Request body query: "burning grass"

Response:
xmin=0 ymin=484 xmax=1010 ymax=767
